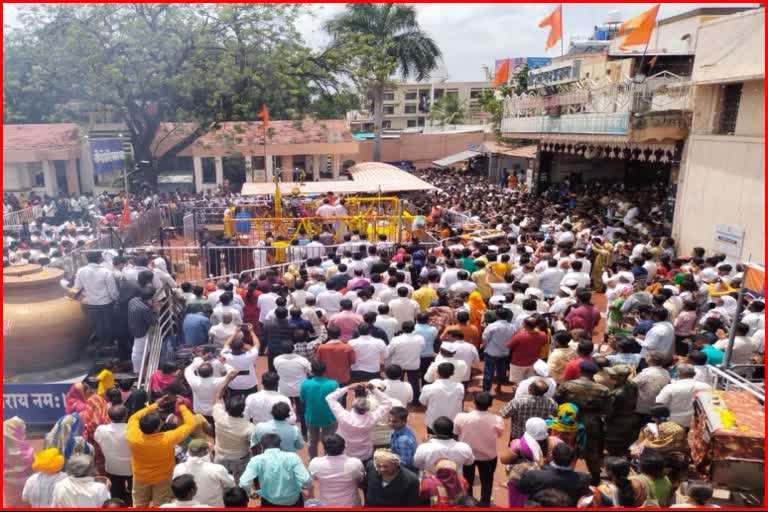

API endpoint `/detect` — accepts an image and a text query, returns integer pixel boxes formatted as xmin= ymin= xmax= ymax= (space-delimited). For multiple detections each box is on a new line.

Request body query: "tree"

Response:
xmin=429 ymin=94 xmax=468 ymax=126
xmin=324 ymin=4 xmax=441 ymax=162
xmin=309 ymin=89 xmax=361 ymax=120
xmin=513 ymin=65 xmax=530 ymax=95
xmin=4 ymin=4 xmax=345 ymax=183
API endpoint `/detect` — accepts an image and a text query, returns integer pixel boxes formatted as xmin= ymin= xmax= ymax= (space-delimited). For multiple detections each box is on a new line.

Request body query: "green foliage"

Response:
xmin=429 ymin=95 xmax=468 ymax=126
xmin=324 ymin=4 xmax=441 ymax=160
xmin=309 ymin=89 xmax=361 ymax=120
xmin=513 ymin=65 xmax=529 ymax=95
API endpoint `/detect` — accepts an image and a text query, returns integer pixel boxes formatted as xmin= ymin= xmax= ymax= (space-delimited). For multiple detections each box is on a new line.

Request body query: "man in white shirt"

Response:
xmin=244 ymin=371 xmax=296 ymax=424
xmin=420 ymin=363 xmax=466 ymax=433
xmin=638 ymin=308 xmax=675 ymax=358
xmin=348 ymin=323 xmax=388 ymax=381
xmin=374 ymin=305 xmax=400 ymax=341
xmin=184 ymin=358 xmax=228 ymax=419
xmin=51 ymin=454 xmax=111 ymax=508
xmin=274 ymin=340 xmax=312 ymax=401
xmin=316 ymin=288 xmax=344 ymax=314
xmin=211 ymin=293 xmax=244 ymax=326
xmin=514 ymin=360 xmax=557 ymax=399
xmin=538 ymin=259 xmax=565 ymax=298
xmin=714 ymin=322 xmax=755 ymax=372
xmin=439 ymin=260 xmax=462 ymax=289
xmin=208 ymin=313 xmax=241 ymax=346
xmin=371 ymin=365 xmax=414 ymax=406
xmin=424 ymin=346 xmax=468 ymax=385
xmin=386 ymin=321 xmax=424 ymax=403
xmin=211 ymin=372 xmax=257 ymax=482
xmin=388 ymin=287 xmax=420 ymax=329
xmin=257 ymin=289 xmax=280 ymax=324
xmin=563 ymin=260 xmax=591 ymax=289
xmin=158 ymin=474 xmax=212 ymax=508
xmin=655 ymin=364 xmax=711 ymax=428
xmin=449 ymin=271 xmax=478 ymax=296
xmin=93 ymin=406 xmax=132 ymax=505
xmin=413 ymin=415 xmax=474 ymax=470
xmin=307 ymin=434 xmax=365 ymax=508
xmin=172 ymin=440 xmax=235 ymax=507
xmin=74 ymin=252 xmax=119 ymax=347
xmin=439 ymin=330 xmax=479 ymax=383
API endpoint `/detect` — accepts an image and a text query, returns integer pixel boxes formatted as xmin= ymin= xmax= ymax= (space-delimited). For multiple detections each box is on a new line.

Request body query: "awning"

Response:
xmin=433 ymin=150 xmax=481 ymax=167
xmin=241 ymin=161 xmax=437 ymax=196
xmin=481 ymin=142 xmax=538 ymax=158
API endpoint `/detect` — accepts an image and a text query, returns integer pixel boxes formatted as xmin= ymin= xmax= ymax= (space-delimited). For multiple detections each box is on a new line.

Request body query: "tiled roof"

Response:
xmin=3 ymin=123 xmax=81 ymax=151
xmin=151 ymin=119 xmax=354 ymax=157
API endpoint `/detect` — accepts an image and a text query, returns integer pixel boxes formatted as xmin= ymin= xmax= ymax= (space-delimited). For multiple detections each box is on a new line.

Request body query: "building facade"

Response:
xmin=672 ymin=8 xmax=765 ymax=263
xmin=347 ymin=80 xmax=493 ymax=132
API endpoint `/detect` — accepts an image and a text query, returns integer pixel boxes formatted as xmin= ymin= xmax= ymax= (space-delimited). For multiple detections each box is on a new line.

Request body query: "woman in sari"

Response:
xmin=3 ymin=417 xmax=35 ymax=507
xmin=82 ymin=385 xmax=122 ymax=476
xmin=419 ymin=458 xmax=469 ymax=507
xmin=578 ymin=456 xmax=648 ymax=508
xmin=590 ymin=238 xmax=613 ymax=293
xmin=149 ymin=361 xmax=181 ymax=401
xmin=501 ymin=418 xmax=563 ymax=507
xmin=44 ymin=412 xmax=93 ymax=463
xmin=547 ymin=403 xmax=586 ymax=452
xmin=630 ymin=405 xmax=688 ymax=486
xmin=467 ymin=291 xmax=487 ymax=338
xmin=64 ymin=381 xmax=92 ymax=414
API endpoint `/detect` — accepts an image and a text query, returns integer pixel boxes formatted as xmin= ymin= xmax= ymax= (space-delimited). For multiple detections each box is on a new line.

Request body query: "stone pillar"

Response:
xmin=64 ymin=159 xmax=80 ymax=195
xmin=312 ymin=155 xmax=321 ymax=181
xmin=214 ymin=156 xmax=224 ymax=186
xmin=281 ymin=155 xmax=294 ymax=182
xmin=332 ymin=154 xmax=341 ymax=179
xmin=41 ymin=160 xmax=57 ymax=196
xmin=265 ymin=152 xmax=274 ymax=182
xmin=193 ymin=156 xmax=204 ymax=192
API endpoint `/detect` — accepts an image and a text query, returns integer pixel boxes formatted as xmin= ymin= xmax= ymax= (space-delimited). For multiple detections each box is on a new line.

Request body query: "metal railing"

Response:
xmin=706 ymin=364 xmax=765 ymax=403
xmin=182 ymin=213 xmax=195 ymax=241
xmin=137 ymin=285 xmax=181 ymax=390
xmin=2 ymin=207 xmax=36 ymax=231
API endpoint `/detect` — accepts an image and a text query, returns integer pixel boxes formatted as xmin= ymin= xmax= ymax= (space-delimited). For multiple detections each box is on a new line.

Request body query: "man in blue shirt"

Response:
xmin=415 ymin=312 xmax=438 ymax=384
xmin=183 ymin=308 xmax=211 ymax=346
xmin=239 ymin=433 xmax=311 ymax=507
xmin=388 ymin=406 xmax=417 ymax=471
xmin=251 ymin=402 xmax=304 ymax=453
xmin=481 ymin=308 xmax=515 ymax=392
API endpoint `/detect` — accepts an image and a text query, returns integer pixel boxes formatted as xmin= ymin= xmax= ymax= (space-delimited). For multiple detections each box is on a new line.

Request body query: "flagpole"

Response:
xmin=560 ymin=3 xmax=564 ymax=58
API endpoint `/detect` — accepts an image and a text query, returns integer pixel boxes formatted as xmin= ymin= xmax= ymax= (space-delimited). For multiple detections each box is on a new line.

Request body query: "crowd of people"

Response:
xmin=3 ymin=169 xmax=762 ymax=509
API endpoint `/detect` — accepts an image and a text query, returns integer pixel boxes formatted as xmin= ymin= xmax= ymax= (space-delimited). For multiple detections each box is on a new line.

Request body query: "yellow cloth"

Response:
xmin=272 ymin=240 xmax=288 ymax=264
xmin=96 ymin=369 xmax=114 ymax=396
xmin=413 ymin=286 xmax=438 ymax=311
xmin=373 ymin=449 xmax=401 ymax=467
xmin=126 ymin=404 xmax=196 ymax=484
xmin=32 ymin=448 xmax=65 ymax=474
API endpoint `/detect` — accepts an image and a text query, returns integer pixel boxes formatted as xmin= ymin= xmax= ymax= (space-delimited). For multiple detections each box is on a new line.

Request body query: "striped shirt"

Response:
xmin=127 ymin=297 xmax=157 ymax=338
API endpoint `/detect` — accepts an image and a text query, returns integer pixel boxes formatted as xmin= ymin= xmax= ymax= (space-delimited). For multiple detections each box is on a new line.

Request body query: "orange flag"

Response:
xmin=539 ymin=5 xmax=563 ymax=51
xmin=493 ymin=59 xmax=511 ymax=87
xmin=119 ymin=197 xmax=131 ymax=231
xmin=258 ymin=104 xmax=269 ymax=130
xmin=619 ymin=4 xmax=660 ymax=50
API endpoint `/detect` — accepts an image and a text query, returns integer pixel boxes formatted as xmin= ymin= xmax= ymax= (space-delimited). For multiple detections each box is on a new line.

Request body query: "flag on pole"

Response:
xmin=258 ymin=104 xmax=269 ymax=131
xmin=619 ymin=4 xmax=660 ymax=50
xmin=539 ymin=5 xmax=563 ymax=51
xmin=119 ymin=197 xmax=131 ymax=231
xmin=493 ymin=59 xmax=511 ymax=87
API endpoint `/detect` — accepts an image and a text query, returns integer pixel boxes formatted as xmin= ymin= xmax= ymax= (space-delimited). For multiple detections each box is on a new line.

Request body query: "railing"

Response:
xmin=501 ymin=112 xmax=630 ymax=135
xmin=122 ymin=206 xmax=169 ymax=247
xmin=442 ymin=208 xmax=487 ymax=227
xmin=706 ymin=364 xmax=765 ymax=403
xmin=2 ymin=207 xmax=36 ymax=231
xmin=182 ymin=213 xmax=195 ymax=242
xmin=137 ymin=285 xmax=180 ymax=391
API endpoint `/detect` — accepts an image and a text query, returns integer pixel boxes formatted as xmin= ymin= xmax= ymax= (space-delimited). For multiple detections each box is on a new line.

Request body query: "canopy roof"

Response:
xmin=433 ymin=150 xmax=481 ymax=167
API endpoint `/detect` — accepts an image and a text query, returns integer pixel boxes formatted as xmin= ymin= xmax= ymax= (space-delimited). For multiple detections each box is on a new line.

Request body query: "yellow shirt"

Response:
xmin=126 ymin=404 xmax=196 ymax=484
xmin=413 ymin=286 xmax=437 ymax=311
xmin=471 ymin=269 xmax=493 ymax=299
xmin=272 ymin=241 xmax=289 ymax=263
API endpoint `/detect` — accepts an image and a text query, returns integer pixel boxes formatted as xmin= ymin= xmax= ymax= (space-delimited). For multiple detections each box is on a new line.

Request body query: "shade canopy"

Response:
xmin=433 ymin=150 xmax=481 ymax=167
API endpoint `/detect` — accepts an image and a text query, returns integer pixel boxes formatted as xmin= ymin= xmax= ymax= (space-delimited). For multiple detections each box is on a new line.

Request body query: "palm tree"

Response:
xmin=325 ymin=4 xmax=441 ymax=161
xmin=429 ymin=94 xmax=468 ymax=126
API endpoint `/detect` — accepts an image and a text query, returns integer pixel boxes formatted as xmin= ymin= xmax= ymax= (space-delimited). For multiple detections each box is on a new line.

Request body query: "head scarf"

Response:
xmin=467 ymin=291 xmax=487 ymax=331
xmin=432 ymin=459 xmax=465 ymax=500
xmin=44 ymin=413 xmax=93 ymax=461
xmin=522 ymin=418 xmax=549 ymax=463
xmin=64 ymin=383 xmax=88 ymax=414
xmin=95 ymin=369 xmax=115 ymax=396
xmin=717 ymin=295 xmax=739 ymax=320
xmin=32 ymin=448 xmax=65 ymax=474
xmin=4 ymin=416 xmax=35 ymax=470
xmin=547 ymin=403 xmax=584 ymax=433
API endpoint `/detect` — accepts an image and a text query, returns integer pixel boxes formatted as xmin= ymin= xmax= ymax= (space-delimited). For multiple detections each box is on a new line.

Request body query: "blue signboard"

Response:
xmin=3 ymin=383 xmax=71 ymax=425
xmin=91 ymin=138 xmax=126 ymax=175
xmin=526 ymin=57 xmax=552 ymax=69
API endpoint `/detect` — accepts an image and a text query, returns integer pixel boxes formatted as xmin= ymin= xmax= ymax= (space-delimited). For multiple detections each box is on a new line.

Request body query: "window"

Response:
xmin=383 ymin=106 xmax=395 ymax=115
xmin=434 ymin=89 xmax=444 ymax=100
xmin=470 ymin=88 xmax=485 ymax=99
xmin=383 ymin=92 xmax=395 ymax=102
xmin=175 ymin=156 xmax=193 ymax=172
xmin=417 ymin=116 xmax=425 ymax=127
xmin=404 ymin=91 xmax=418 ymax=101
xmin=404 ymin=105 xmax=417 ymax=114
xmin=447 ymin=89 xmax=459 ymax=99
xmin=717 ymin=83 xmax=742 ymax=135
xmin=407 ymin=119 xmax=417 ymax=128
xmin=202 ymin=157 xmax=216 ymax=183
xmin=382 ymin=121 xmax=391 ymax=129
xmin=29 ymin=162 xmax=44 ymax=187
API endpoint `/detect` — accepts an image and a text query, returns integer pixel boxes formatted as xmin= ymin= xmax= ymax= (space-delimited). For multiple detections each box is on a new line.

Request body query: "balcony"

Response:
xmin=501 ymin=112 xmax=629 ymax=135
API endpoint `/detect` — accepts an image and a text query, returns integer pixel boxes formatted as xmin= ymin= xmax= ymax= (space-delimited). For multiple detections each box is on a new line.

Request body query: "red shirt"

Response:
xmin=565 ymin=304 xmax=601 ymax=335
xmin=315 ymin=340 xmax=356 ymax=385
xmin=562 ymin=356 xmax=593 ymax=381
xmin=506 ymin=330 xmax=548 ymax=367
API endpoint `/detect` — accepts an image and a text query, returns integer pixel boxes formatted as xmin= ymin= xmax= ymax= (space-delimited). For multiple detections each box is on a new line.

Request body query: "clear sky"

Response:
xmin=4 ymin=3 xmax=759 ymax=82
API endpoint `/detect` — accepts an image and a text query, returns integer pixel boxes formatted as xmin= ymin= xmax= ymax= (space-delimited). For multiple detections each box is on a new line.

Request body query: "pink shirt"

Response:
xmin=453 ymin=410 xmax=504 ymax=461
xmin=308 ymin=455 xmax=365 ymax=507
xmin=674 ymin=310 xmax=698 ymax=336
xmin=325 ymin=387 xmax=392 ymax=460
xmin=328 ymin=311 xmax=364 ymax=342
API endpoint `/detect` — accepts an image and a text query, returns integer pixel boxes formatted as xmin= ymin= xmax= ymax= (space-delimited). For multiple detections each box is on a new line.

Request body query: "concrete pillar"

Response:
xmin=214 ymin=156 xmax=223 ymax=186
xmin=312 ymin=155 xmax=321 ymax=181
xmin=282 ymin=155 xmax=294 ymax=182
xmin=80 ymin=140 xmax=95 ymax=193
xmin=244 ymin=156 xmax=253 ymax=182
xmin=332 ymin=154 xmax=341 ymax=179
xmin=265 ymin=153 xmax=274 ymax=182
xmin=193 ymin=156 xmax=203 ymax=192
xmin=41 ymin=160 xmax=57 ymax=196
xmin=65 ymin=158 xmax=80 ymax=195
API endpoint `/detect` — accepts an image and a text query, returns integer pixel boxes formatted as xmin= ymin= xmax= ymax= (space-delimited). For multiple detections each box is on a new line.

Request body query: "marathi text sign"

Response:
xmin=714 ymin=224 xmax=745 ymax=261
xmin=91 ymin=138 xmax=126 ymax=175
xmin=3 ymin=383 xmax=70 ymax=425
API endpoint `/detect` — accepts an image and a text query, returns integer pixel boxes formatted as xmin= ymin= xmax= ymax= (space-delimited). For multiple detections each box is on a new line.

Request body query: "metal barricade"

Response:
xmin=137 ymin=285 xmax=180 ymax=390
xmin=182 ymin=213 xmax=195 ymax=242
xmin=706 ymin=364 xmax=764 ymax=403
xmin=2 ymin=207 xmax=36 ymax=231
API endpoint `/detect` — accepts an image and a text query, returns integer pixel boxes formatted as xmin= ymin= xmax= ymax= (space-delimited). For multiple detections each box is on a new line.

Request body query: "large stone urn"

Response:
xmin=3 ymin=264 xmax=90 ymax=373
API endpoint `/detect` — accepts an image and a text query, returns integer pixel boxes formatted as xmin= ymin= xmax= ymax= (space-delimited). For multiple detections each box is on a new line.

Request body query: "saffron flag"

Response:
xmin=493 ymin=59 xmax=511 ymax=87
xmin=259 ymin=104 xmax=269 ymax=131
xmin=119 ymin=197 xmax=131 ymax=231
xmin=619 ymin=4 xmax=660 ymax=50
xmin=539 ymin=5 xmax=563 ymax=51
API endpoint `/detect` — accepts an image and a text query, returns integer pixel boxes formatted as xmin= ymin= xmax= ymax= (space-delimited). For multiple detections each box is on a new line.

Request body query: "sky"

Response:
xmin=4 ymin=3 xmax=759 ymax=82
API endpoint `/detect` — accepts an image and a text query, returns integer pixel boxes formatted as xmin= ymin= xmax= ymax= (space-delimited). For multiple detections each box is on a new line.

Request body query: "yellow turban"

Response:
xmin=96 ymin=369 xmax=115 ymax=396
xmin=373 ymin=449 xmax=401 ymax=467
xmin=32 ymin=448 xmax=65 ymax=474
